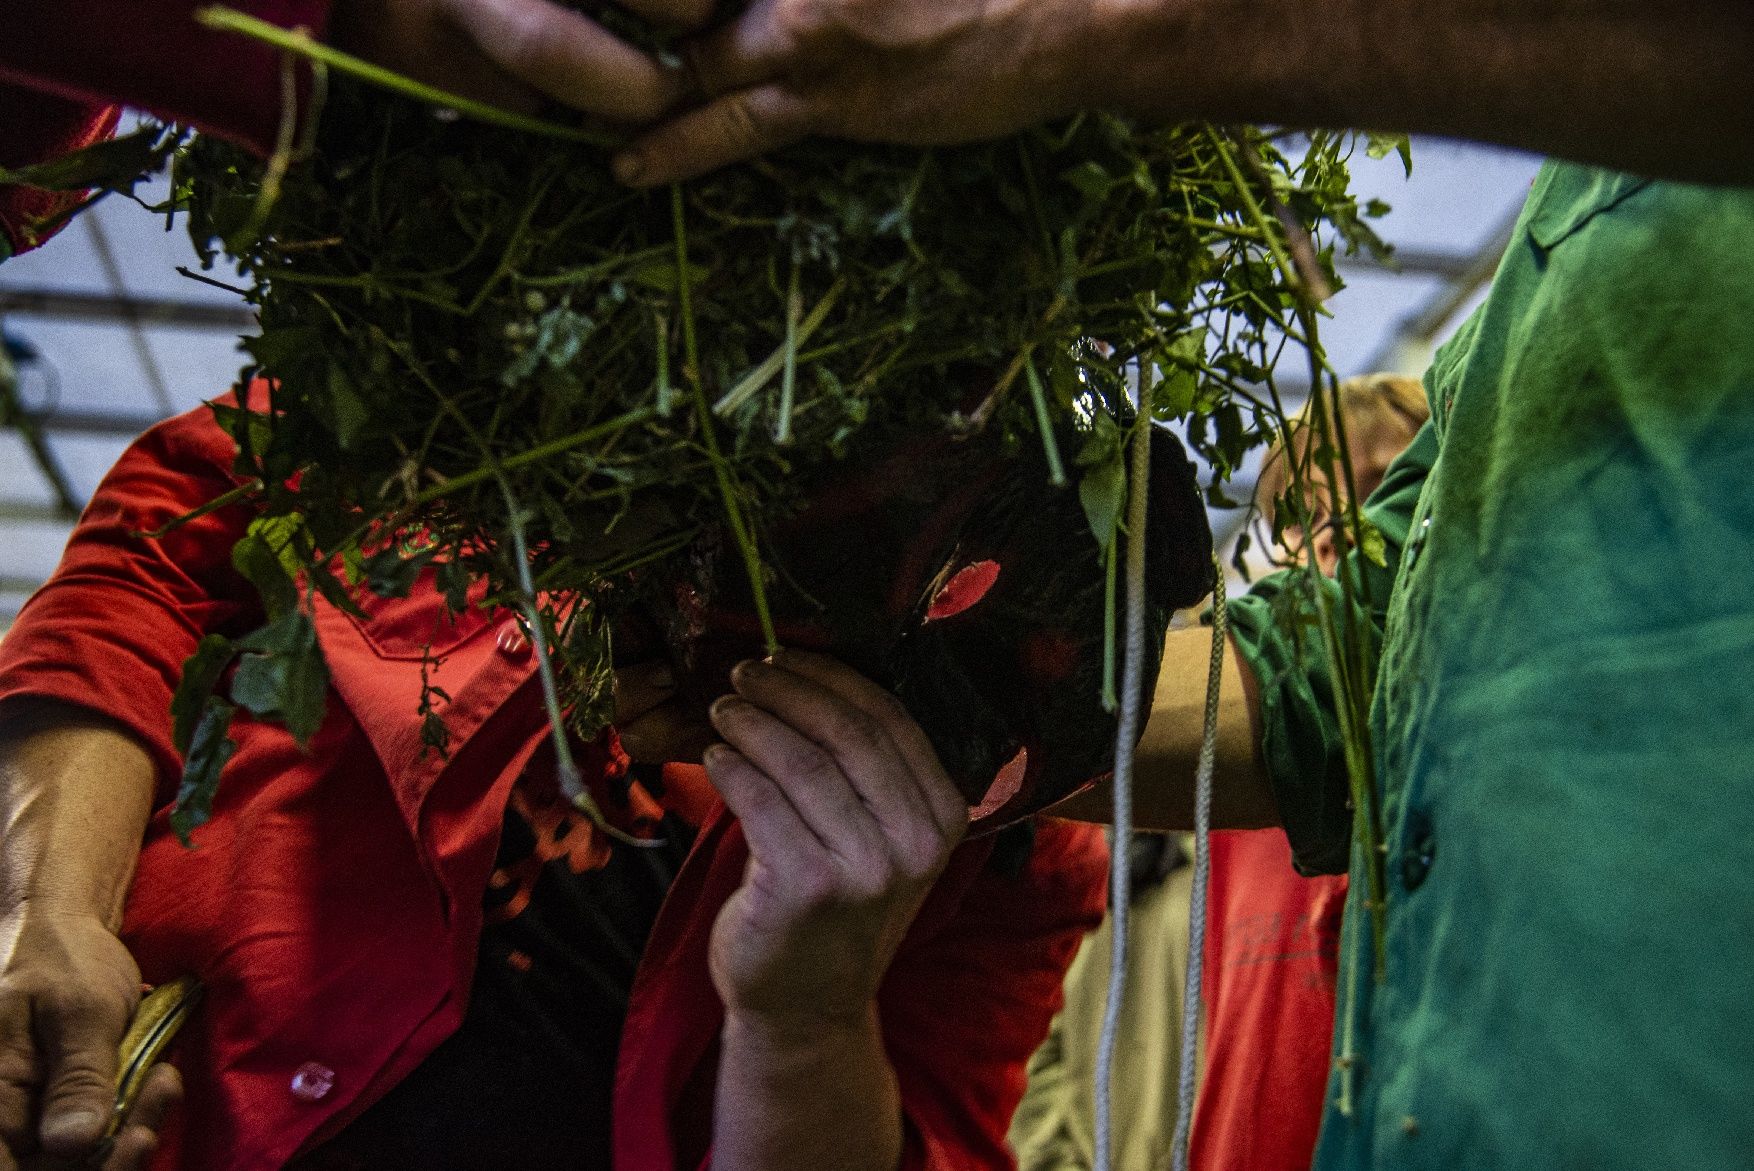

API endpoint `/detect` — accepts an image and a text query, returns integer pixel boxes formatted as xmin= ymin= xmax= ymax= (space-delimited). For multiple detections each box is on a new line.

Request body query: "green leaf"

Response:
xmin=435 ymin=557 xmax=473 ymax=614
xmin=326 ymin=363 xmax=372 ymax=449
xmin=231 ymin=610 xmax=331 ymax=745
xmin=172 ymin=635 xmax=240 ymax=754
xmin=231 ymin=529 xmax=300 ymax=621
xmin=0 ymin=124 xmax=172 ymax=192
xmin=170 ymin=696 xmax=238 ymax=846
xmin=1061 ymin=160 xmax=1116 ymax=201
xmin=1164 ymin=326 xmax=1208 ymax=365
xmin=1364 ymin=133 xmax=1414 ymax=178
xmin=360 ymin=542 xmax=439 ymax=598
xmin=1079 ymin=456 xmax=1126 ymax=549
xmin=207 ymin=400 xmax=274 ymax=476
xmin=315 ymin=566 xmax=367 ymax=618
xmin=625 ymin=259 xmax=709 ymax=293
xmin=243 ymin=326 xmax=325 ymax=374
xmin=1153 ymin=367 xmax=1199 ymax=419
xmin=1075 ymin=415 xmax=1126 ymax=549
xmin=1357 ymin=517 xmax=1388 ymax=567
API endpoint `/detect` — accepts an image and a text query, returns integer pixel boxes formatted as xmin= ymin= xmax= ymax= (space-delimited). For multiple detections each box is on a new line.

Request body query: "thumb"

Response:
xmin=34 ymin=988 xmax=129 ymax=1155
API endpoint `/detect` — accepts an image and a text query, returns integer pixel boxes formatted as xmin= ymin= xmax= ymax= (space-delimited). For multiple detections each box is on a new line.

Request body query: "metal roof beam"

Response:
xmin=0 ymin=287 xmax=255 ymax=331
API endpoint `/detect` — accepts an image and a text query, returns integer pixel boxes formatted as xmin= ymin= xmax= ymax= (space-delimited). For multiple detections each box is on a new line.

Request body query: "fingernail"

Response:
xmin=612 ymin=152 xmax=645 ymax=186
xmin=709 ymin=694 xmax=738 ymax=721
xmin=42 ymin=1109 xmax=102 ymax=1146
xmin=731 ymin=658 xmax=762 ymax=685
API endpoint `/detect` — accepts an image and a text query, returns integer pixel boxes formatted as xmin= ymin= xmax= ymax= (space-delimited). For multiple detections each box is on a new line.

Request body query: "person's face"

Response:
xmin=1295 ymin=429 xmax=1407 ymax=578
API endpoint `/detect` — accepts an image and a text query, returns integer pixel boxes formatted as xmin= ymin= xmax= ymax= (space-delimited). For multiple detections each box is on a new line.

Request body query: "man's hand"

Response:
xmin=613 ymin=0 xmax=1105 ymax=185
xmin=0 ymin=906 xmax=178 ymax=1171
xmin=702 ymin=650 xmax=967 ymax=1171
xmin=615 ymin=0 xmax=1754 ymax=188
xmin=704 ymin=650 xmax=966 ymax=1022
xmin=0 ymin=703 xmax=165 ymax=1171
xmin=331 ymin=0 xmax=716 ymax=124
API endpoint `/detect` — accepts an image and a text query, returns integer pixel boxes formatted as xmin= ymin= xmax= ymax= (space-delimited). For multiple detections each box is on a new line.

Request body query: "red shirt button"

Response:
xmin=290 ymin=1062 xmax=336 ymax=1102
xmin=496 ymin=622 xmax=532 ymax=659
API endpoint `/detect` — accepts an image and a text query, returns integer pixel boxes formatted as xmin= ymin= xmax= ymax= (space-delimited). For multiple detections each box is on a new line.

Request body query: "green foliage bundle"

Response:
xmin=6 ymin=43 xmax=1398 ymax=844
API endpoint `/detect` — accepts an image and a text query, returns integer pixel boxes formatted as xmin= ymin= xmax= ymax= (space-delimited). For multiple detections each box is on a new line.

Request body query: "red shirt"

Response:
xmin=0 ymin=400 xmax=1109 ymax=1170
xmin=1190 ymin=830 xmax=1346 ymax=1171
xmin=0 ymin=0 xmax=325 ymax=154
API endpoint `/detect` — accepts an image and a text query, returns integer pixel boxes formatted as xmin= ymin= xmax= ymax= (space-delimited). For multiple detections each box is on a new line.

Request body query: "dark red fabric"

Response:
xmin=1 ymin=1 xmax=328 ymax=257
xmin=0 ymin=0 xmax=329 ymax=158
xmin=0 ymin=396 xmax=1108 ymax=1170
xmin=0 ymin=85 xmax=121 ymax=256
xmin=1190 ymin=829 xmax=1346 ymax=1171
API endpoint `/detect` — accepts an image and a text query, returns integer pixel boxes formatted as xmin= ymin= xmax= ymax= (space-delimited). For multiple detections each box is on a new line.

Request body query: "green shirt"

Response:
xmin=1231 ymin=161 xmax=1754 ymax=1168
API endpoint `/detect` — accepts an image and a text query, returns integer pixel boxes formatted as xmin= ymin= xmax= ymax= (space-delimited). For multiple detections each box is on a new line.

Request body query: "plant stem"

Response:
xmin=1206 ymin=127 xmax=1304 ymax=300
xmin=1210 ymin=128 xmax=1389 ymax=1117
xmin=408 ymin=407 xmax=657 ymax=508
xmin=775 ymin=256 xmax=801 ymax=445
xmin=195 ymin=5 xmax=617 ymax=146
xmin=672 ymin=183 xmax=779 ymax=656
xmin=713 ymin=277 xmax=846 ymax=416
xmin=497 ymin=482 xmax=653 ymax=848
xmin=129 ymin=477 xmax=265 ymax=539
xmin=1023 ymin=356 xmax=1069 ymax=488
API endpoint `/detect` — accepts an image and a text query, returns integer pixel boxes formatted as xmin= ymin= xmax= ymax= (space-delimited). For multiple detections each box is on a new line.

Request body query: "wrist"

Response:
xmin=722 ymin=1001 xmax=882 ymax=1053
xmin=714 ymin=1001 xmax=901 ymax=1171
xmin=0 ymin=891 xmax=120 ymax=926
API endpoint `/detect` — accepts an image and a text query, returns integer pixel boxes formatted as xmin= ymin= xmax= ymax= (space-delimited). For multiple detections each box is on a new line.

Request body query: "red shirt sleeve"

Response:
xmin=0 ymin=83 xmax=121 ymax=257
xmin=0 ymin=397 xmax=261 ymax=796
xmin=881 ymin=817 xmax=1109 ymax=1170
xmin=0 ymin=0 xmax=330 ymax=158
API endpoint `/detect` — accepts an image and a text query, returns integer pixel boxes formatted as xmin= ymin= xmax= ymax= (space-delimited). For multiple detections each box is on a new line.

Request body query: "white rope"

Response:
xmin=1093 ymin=413 xmax=1153 ymax=1171
xmin=1169 ymin=565 xmax=1228 ymax=1171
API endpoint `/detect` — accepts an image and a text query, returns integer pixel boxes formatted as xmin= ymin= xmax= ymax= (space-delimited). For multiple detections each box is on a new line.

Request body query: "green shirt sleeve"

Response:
xmin=1225 ymin=419 xmax=1437 ymax=874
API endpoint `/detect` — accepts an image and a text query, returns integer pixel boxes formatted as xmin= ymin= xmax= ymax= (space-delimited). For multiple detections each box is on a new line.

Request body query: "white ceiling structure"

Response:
xmin=0 ymin=133 xmax=1545 ymax=630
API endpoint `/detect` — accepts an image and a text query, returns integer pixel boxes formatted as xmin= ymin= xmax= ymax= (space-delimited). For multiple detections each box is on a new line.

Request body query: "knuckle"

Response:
xmin=40 ymin=985 xmax=118 ymax=1024
xmin=717 ymin=94 xmax=767 ymax=151
xmin=487 ymin=2 xmax=547 ymax=74
xmin=827 ymin=709 xmax=887 ymax=759
xmin=863 ymin=689 xmax=915 ymax=735
xmin=44 ymin=1064 xmax=113 ymax=1102
xmin=774 ymin=0 xmax=825 ymax=44
xmin=894 ymin=835 xmax=948 ymax=883
xmin=776 ymin=740 xmax=838 ymax=783
xmin=848 ymin=863 xmax=899 ymax=902
xmin=788 ymin=860 xmax=840 ymax=908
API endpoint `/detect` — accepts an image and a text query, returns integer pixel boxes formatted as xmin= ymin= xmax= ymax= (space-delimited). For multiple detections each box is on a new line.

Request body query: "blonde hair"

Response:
xmin=1254 ymin=372 xmax=1429 ymax=528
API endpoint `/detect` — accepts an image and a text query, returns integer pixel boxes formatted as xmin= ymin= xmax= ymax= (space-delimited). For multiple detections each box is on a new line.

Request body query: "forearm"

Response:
xmin=713 ymin=1005 xmax=904 ymax=1171
xmin=1052 ymin=623 xmax=1275 ymax=831
xmin=1096 ymin=0 xmax=1754 ymax=182
xmin=0 ymin=699 xmax=156 ymax=926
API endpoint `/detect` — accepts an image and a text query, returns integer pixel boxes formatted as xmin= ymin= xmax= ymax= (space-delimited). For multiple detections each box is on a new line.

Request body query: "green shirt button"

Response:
xmin=1400 ymin=814 xmax=1436 ymax=891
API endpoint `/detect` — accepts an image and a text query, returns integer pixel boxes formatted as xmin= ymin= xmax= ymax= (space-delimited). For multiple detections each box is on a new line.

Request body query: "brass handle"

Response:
xmin=103 ymin=976 xmax=203 ymax=1146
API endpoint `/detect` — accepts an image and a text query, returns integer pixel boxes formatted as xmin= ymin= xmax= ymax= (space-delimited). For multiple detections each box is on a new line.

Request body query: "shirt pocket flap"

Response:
xmin=340 ymin=572 xmax=493 ymax=660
